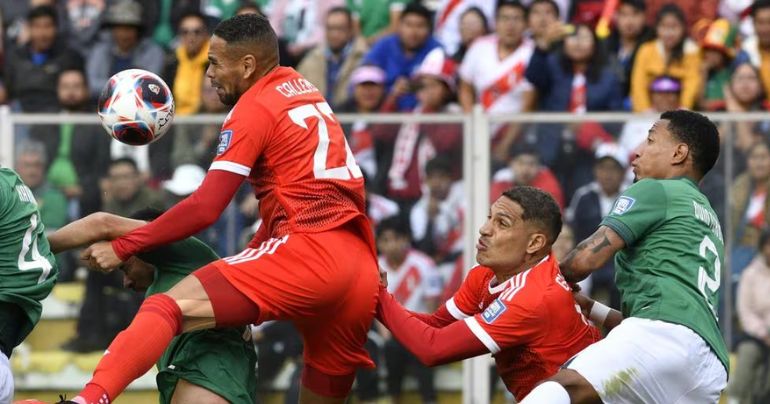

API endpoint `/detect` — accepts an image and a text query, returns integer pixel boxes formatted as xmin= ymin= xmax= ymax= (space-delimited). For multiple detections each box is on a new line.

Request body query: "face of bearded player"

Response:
xmin=207 ymin=35 xmax=254 ymax=106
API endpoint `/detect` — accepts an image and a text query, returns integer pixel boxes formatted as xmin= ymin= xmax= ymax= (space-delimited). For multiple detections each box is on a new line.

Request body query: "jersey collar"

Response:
xmin=488 ymin=254 xmax=550 ymax=295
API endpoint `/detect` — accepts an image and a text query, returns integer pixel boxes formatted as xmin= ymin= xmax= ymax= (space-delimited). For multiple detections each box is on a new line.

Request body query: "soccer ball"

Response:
xmin=98 ymin=69 xmax=174 ymax=146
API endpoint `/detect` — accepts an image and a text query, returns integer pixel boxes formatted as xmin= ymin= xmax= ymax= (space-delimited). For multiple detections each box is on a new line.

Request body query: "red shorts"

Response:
xmin=195 ymin=223 xmax=379 ymax=375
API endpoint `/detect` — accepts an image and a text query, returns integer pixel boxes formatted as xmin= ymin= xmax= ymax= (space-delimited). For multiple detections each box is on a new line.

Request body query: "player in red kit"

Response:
xmin=377 ymin=186 xmax=601 ymax=400
xmin=53 ymin=13 xmax=379 ymax=404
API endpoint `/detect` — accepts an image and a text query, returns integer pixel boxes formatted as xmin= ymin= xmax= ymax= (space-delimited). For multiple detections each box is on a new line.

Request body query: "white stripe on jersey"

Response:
xmin=465 ymin=316 xmax=501 ymax=354
xmin=210 ymin=161 xmax=252 ymax=176
xmin=446 ymin=297 xmax=471 ymax=320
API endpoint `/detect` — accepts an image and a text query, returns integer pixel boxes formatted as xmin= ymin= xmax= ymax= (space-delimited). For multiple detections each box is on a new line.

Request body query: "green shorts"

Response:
xmin=156 ymin=327 xmax=257 ymax=404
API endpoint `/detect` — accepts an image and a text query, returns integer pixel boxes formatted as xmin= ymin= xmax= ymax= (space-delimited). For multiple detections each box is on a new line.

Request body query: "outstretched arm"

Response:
xmin=83 ymin=169 xmax=244 ymax=270
xmin=377 ymin=287 xmax=487 ymax=366
xmin=48 ymin=213 xmax=146 ymax=254
xmin=560 ymin=225 xmax=625 ymax=283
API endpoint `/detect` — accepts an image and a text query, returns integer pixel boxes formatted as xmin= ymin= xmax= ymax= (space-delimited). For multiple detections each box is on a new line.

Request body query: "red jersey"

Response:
xmin=446 ymin=255 xmax=600 ymax=399
xmin=210 ymin=67 xmax=366 ymax=240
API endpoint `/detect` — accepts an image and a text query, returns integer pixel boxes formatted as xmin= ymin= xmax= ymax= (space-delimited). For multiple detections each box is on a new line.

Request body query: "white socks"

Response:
xmin=519 ymin=381 xmax=571 ymax=403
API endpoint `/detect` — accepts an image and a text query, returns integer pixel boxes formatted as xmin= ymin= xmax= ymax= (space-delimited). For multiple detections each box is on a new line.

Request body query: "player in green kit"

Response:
xmin=521 ymin=110 xmax=728 ymax=404
xmin=47 ymin=210 xmax=257 ymax=404
xmin=0 ymin=167 xmax=58 ymax=402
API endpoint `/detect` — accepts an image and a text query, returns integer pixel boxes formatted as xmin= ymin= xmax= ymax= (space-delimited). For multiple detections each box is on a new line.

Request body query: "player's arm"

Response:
xmin=377 ymin=287 xmax=488 ymax=366
xmin=560 ymin=225 xmax=625 ymax=283
xmin=573 ymin=292 xmax=624 ymax=331
xmin=48 ymin=212 xmax=146 ymax=253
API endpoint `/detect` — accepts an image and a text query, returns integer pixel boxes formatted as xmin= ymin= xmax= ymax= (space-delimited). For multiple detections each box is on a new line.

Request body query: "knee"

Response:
xmin=140 ymin=294 xmax=183 ymax=335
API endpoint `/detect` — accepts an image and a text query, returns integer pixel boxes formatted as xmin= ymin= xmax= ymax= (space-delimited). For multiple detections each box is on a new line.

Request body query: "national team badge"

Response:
xmin=482 ymin=298 xmax=507 ymax=324
xmin=216 ymin=130 xmax=233 ymax=155
xmin=612 ymin=196 xmax=636 ymax=215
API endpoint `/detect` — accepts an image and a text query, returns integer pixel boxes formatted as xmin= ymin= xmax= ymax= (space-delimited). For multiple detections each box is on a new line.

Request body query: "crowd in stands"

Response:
xmin=4 ymin=0 xmax=770 ymax=402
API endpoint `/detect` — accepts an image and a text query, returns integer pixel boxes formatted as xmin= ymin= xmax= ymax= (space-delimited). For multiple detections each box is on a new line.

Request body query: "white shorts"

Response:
xmin=566 ymin=317 xmax=727 ymax=404
xmin=0 ymin=352 xmax=12 ymax=404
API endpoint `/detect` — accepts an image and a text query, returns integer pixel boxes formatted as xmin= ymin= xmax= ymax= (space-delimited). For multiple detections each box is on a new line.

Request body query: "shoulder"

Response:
xmin=407 ymin=249 xmax=436 ymax=268
xmin=492 ymin=167 xmax=513 ymax=183
xmin=469 ymin=34 xmax=496 ymax=52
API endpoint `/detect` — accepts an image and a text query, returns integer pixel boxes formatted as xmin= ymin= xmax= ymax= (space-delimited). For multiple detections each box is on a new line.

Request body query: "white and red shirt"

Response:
xmin=433 ymin=0 xmax=496 ymax=55
xmin=381 ymin=249 xmax=443 ymax=312
xmin=458 ymin=35 xmax=535 ymax=115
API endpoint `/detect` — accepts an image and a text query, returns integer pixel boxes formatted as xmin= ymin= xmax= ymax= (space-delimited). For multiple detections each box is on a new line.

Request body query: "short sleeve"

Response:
xmin=600 ymin=179 xmax=667 ymax=247
xmin=209 ymin=103 xmax=274 ymax=176
xmin=464 ymin=297 xmax=544 ymax=354
xmin=446 ymin=266 xmax=485 ymax=320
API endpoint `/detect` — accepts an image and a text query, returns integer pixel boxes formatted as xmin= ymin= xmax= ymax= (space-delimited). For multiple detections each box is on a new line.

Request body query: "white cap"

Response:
xmin=594 ymin=142 xmax=629 ymax=169
xmin=163 ymin=164 xmax=206 ymax=196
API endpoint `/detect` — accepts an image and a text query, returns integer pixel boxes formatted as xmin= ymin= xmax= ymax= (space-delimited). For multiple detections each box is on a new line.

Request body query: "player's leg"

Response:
xmin=521 ymin=369 xmax=601 ymax=404
xmin=74 ymin=264 xmax=260 ymax=404
xmin=169 ymin=379 xmax=228 ymax=404
xmin=293 ymin=226 xmax=380 ymax=403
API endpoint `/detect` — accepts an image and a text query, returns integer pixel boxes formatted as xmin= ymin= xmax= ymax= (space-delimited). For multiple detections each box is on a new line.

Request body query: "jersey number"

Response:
xmin=288 ymin=102 xmax=363 ymax=180
xmin=697 ymin=235 xmax=721 ymax=320
xmin=18 ymin=214 xmax=53 ymax=284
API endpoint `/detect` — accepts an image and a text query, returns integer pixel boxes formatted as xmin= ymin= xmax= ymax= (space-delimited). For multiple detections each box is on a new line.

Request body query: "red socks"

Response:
xmin=76 ymin=294 xmax=182 ymax=404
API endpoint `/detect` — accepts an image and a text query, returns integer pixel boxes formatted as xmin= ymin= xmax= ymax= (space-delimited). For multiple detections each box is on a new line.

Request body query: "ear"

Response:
xmin=241 ymin=54 xmax=257 ymax=79
xmin=526 ymin=232 xmax=547 ymax=255
xmin=672 ymin=143 xmax=689 ymax=166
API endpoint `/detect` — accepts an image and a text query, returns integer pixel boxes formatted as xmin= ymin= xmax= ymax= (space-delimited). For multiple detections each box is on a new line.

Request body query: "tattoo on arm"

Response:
xmin=561 ymin=228 xmax=613 ymax=282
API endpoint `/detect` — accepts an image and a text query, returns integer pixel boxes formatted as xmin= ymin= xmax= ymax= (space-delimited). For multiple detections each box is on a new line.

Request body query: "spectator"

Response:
xmin=451 ymin=6 xmax=490 ymax=63
xmin=362 ymin=2 xmax=442 ymax=111
xmin=527 ymin=0 xmax=560 ymax=50
xmin=338 ymin=65 xmax=387 ymax=182
xmin=3 ymin=5 xmax=83 ymax=112
xmin=162 ymin=163 xmax=206 ymax=208
xmin=297 ymin=7 xmax=368 ymax=108
xmin=565 ymin=142 xmax=628 ymax=307
xmin=490 ymin=144 xmax=565 ymax=210
xmin=14 ymin=141 xmax=68 ymax=230
xmin=602 ymin=0 xmax=653 ymax=110
xmin=378 ymin=216 xmax=442 ymax=404
xmin=619 ymin=75 xmax=681 ymax=152
xmin=58 ymin=0 xmax=106 ymax=58
xmin=164 ymin=10 xmax=210 ymax=116
xmin=102 ymin=157 xmax=164 ymax=217
xmin=170 ymin=77 xmax=227 ymax=169
xmin=525 ymin=23 xmax=622 ymax=170
xmin=411 ymin=156 xmax=465 ymax=265
xmin=644 ymin=0 xmax=718 ymax=33
xmin=261 ymin=0 xmax=344 ymax=62
xmin=346 ymin=0 xmax=406 ymax=45
xmin=730 ymin=140 xmax=770 ymax=276
xmin=459 ymin=0 xmax=535 ymax=163
xmin=29 ymin=69 xmax=111 ymax=218
xmin=381 ymin=49 xmax=463 ymax=206
xmin=721 ymin=63 xmax=770 ymax=160
xmin=630 ymin=3 xmax=700 ymax=112
xmin=698 ymin=19 xmax=738 ymax=111
xmin=737 ymin=0 xmax=770 ymax=99
xmin=434 ymin=0 xmax=495 ymax=56
xmin=86 ymin=0 xmax=165 ymax=99
xmin=727 ymin=230 xmax=770 ymax=403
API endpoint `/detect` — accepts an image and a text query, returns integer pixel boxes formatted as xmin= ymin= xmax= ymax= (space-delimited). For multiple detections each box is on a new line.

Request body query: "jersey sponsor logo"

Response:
xmin=612 ymin=196 xmax=635 ymax=215
xmin=481 ymin=298 xmax=507 ymax=324
xmin=216 ymin=130 xmax=233 ymax=155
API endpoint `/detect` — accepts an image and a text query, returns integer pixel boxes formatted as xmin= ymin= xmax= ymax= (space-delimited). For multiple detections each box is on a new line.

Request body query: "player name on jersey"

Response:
xmin=693 ymin=200 xmax=723 ymax=243
xmin=275 ymin=78 xmax=320 ymax=98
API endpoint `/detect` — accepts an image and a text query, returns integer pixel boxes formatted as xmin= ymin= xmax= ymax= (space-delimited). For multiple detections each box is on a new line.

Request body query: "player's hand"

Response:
xmin=572 ymin=292 xmax=594 ymax=319
xmin=379 ymin=266 xmax=388 ymax=288
xmin=81 ymin=241 xmax=123 ymax=273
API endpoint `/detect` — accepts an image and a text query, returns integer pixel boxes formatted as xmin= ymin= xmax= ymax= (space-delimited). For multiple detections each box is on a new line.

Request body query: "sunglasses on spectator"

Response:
xmin=180 ymin=28 xmax=205 ymax=36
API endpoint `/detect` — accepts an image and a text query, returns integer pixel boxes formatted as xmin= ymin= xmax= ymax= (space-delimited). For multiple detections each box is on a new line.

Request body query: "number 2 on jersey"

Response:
xmin=18 ymin=213 xmax=53 ymax=284
xmin=697 ymin=235 xmax=720 ymax=320
xmin=288 ymin=102 xmax=363 ymax=180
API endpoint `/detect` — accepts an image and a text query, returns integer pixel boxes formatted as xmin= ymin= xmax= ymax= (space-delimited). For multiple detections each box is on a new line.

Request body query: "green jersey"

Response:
xmin=137 ymin=237 xmax=257 ymax=404
xmin=601 ymin=177 xmax=729 ymax=371
xmin=0 ymin=168 xmax=57 ymax=348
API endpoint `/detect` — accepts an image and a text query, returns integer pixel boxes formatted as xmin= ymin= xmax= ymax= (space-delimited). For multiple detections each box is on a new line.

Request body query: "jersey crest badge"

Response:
xmin=612 ymin=196 xmax=636 ymax=215
xmin=482 ymin=298 xmax=507 ymax=324
xmin=216 ymin=130 xmax=233 ymax=155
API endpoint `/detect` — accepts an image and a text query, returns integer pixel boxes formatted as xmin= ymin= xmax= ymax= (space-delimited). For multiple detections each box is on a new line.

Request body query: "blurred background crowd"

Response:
xmin=3 ymin=0 xmax=770 ymax=402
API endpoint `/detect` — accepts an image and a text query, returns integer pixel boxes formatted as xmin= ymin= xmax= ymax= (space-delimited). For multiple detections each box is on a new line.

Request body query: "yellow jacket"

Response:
xmin=630 ymin=39 xmax=701 ymax=112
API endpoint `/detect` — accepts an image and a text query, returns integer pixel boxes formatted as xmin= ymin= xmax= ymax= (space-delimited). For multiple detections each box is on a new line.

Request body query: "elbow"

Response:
xmin=415 ymin=352 xmax=442 ymax=367
xmin=89 ymin=212 xmax=116 ymax=240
